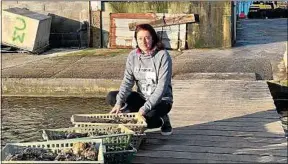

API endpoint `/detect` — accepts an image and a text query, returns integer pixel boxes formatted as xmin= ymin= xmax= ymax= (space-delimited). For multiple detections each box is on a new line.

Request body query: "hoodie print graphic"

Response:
xmin=134 ymin=67 xmax=157 ymax=96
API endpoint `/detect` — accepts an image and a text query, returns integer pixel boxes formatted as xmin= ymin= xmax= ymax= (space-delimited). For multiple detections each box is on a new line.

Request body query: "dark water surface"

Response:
xmin=1 ymin=97 xmax=110 ymax=146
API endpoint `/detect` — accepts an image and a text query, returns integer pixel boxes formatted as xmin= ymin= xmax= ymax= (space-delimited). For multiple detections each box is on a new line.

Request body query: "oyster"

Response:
xmin=72 ymin=142 xmax=87 ymax=156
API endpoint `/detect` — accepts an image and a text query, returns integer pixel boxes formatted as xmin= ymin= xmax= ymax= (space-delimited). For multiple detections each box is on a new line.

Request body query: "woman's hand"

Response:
xmin=138 ymin=107 xmax=146 ymax=116
xmin=109 ymin=104 xmax=122 ymax=114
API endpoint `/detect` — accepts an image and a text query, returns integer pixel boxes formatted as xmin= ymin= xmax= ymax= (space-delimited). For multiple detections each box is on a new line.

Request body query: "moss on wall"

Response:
xmin=108 ymin=2 xmax=169 ymax=13
xmin=186 ymin=1 xmax=231 ymax=48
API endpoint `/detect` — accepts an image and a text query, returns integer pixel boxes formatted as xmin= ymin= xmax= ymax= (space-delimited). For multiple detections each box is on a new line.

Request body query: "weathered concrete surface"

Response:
xmin=1 ymin=49 xmax=82 ymax=69
xmin=174 ymin=72 xmax=257 ymax=80
xmin=173 ymin=49 xmax=274 ymax=80
xmin=133 ymin=80 xmax=287 ymax=163
xmin=235 ymin=18 xmax=288 ymax=80
xmin=2 ymin=78 xmax=121 ymax=97
xmin=1 ymin=43 xmax=284 ymax=80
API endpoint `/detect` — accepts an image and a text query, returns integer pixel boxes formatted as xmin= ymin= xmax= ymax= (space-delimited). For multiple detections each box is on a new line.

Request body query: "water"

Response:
xmin=1 ymin=97 xmax=110 ymax=146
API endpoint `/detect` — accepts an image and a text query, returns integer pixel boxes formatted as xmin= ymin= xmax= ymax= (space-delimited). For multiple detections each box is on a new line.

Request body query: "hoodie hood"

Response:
xmin=136 ymin=47 xmax=158 ymax=58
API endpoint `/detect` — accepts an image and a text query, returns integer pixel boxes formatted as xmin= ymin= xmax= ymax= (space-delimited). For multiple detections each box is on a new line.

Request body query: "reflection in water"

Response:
xmin=1 ymin=97 xmax=110 ymax=146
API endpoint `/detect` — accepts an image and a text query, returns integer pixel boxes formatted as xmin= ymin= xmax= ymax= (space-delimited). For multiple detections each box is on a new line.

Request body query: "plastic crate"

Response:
xmin=131 ymin=133 xmax=146 ymax=150
xmin=42 ymin=124 xmax=134 ymax=150
xmin=71 ymin=113 xmax=147 ymax=133
xmin=1 ymin=139 xmax=105 ymax=163
xmin=104 ymin=144 xmax=137 ymax=164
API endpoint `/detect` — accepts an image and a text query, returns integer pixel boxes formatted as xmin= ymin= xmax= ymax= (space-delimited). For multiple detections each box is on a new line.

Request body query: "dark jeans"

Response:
xmin=106 ymin=91 xmax=172 ymax=129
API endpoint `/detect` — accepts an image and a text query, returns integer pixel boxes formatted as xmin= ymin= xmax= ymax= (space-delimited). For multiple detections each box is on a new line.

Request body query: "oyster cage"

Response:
xmin=104 ymin=144 xmax=137 ymax=164
xmin=71 ymin=113 xmax=147 ymax=133
xmin=131 ymin=133 xmax=146 ymax=150
xmin=1 ymin=139 xmax=105 ymax=163
xmin=42 ymin=124 xmax=134 ymax=150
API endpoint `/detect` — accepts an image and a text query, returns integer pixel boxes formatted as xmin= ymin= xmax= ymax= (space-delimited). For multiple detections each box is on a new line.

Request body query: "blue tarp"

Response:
xmin=236 ymin=1 xmax=252 ymax=16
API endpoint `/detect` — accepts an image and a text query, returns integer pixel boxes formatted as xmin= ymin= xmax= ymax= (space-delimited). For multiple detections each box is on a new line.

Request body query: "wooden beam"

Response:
xmin=129 ymin=14 xmax=196 ymax=31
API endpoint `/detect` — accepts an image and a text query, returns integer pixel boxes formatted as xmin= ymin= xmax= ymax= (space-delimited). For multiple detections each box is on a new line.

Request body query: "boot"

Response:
xmin=161 ymin=114 xmax=173 ymax=135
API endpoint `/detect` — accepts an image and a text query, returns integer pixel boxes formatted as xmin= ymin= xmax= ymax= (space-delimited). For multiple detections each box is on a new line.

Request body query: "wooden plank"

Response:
xmin=206 ymin=117 xmax=280 ymax=122
xmin=168 ymin=112 xmax=280 ymax=121
xmin=147 ymin=129 xmax=284 ymax=138
xmin=169 ymin=113 xmax=279 ymax=120
xmin=110 ymin=13 xmax=157 ymax=19
xmin=133 ymin=157 xmax=240 ymax=163
xmin=128 ymin=14 xmax=195 ymax=31
xmin=169 ymin=119 xmax=282 ymax=125
xmin=114 ymin=19 xmax=144 ymax=27
xmin=115 ymin=38 xmax=133 ymax=47
xmin=171 ymin=105 xmax=276 ymax=111
xmin=114 ymin=29 xmax=135 ymax=37
xmin=140 ymin=144 xmax=288 ymax=157
xmin=154 ymin=24 xmax=186 ymax=49
xmin=156 ymin=124 xmax=279 ymax=132
xmin=169 ymin=120 xmax=283 ymax=127
xmin=179 ymin=24 xmax=186 ymax=49
xmin=154 ymin=25 xmax=180 ymax=39
xmin=165 ymin=121 xmax=284 ymax=134
xmin=135 ymin=150 xmax=286 ymax=162
xmin=145 ymin=138 xmax=287 ymax=149
xmin=170 ymin=106 xmax=276 ymax=112
xmin=146 ymin=133 xmax=286 ymax=143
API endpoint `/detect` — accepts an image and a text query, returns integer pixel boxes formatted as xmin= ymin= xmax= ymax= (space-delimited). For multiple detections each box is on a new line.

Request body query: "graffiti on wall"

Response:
xmin=12 ymin=17 xmax=26 ymax=43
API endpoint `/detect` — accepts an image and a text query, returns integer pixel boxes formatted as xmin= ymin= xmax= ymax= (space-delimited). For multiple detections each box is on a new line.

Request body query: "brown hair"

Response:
xmin=134 ymin=24 xmax=164 ymax=50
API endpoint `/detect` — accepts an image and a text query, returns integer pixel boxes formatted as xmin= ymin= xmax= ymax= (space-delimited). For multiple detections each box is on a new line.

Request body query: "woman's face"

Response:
xmin=136 ymin=30 xmax=153 ymax=53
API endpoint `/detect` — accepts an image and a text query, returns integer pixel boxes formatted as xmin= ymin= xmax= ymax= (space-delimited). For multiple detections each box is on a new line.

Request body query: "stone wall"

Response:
xmin=2 ymin=1 xmax=90 ymax=48
xmin=101 ymin=1 xmax=233 ymax=48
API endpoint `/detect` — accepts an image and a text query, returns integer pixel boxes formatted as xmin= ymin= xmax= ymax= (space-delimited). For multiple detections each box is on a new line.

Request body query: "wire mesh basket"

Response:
xmin=42 ymin=124 xmax=134 ymax=150
xmin=131 ymin=133 xmax=146 ymax=150
xmin=1 ymin=139 xmax=105 ymax=163
xmin=71 ymin=113 xmax=147 ymax=133
xmin=104 ymin=144 xmax=137 ymax=164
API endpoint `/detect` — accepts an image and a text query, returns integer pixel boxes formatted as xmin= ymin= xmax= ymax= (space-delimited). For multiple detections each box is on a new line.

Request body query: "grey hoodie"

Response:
xmin=116 ymin=48 xmax=173 ymax=113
